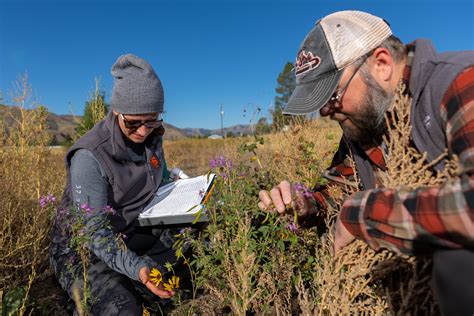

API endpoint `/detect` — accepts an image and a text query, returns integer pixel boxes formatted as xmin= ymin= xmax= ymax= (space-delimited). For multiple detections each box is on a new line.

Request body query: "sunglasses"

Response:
xmin=328 ymin=55 xmax=369 ymax=105
xmin=119 ymin=113 xmax=163 ymax=130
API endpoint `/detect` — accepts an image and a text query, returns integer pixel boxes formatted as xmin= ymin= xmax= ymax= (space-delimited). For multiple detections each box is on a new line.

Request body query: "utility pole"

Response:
xmin=220 ymin=104 xmax=224 ymax=138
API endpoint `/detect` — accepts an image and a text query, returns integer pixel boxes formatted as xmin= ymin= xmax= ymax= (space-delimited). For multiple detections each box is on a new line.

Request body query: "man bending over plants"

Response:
xmin=258 ymin=10 xmax=473 ymax=315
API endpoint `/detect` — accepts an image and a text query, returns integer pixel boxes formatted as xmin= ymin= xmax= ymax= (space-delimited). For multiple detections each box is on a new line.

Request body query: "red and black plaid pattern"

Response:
xmin=325 ymin=146 xmax=386 ymax=183
xmin=338 ymin=66 xmax=474 ymax=254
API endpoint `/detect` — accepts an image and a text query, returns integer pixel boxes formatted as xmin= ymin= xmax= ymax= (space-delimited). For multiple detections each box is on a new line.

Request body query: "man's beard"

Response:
xmin=343 ymin=70 xmax=393 ymax=145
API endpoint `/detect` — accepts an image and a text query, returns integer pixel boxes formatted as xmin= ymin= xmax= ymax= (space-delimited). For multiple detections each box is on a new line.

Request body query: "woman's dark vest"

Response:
xmin=60 ymin=111 xmax=166 ymax=232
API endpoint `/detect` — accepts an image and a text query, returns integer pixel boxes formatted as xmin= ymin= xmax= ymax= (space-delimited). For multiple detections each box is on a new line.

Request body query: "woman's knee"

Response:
xmin=89 ymin=292 xmax=142 ymax=316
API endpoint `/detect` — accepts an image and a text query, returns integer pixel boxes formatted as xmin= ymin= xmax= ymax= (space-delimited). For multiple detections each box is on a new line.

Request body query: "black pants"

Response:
xmin=68 ymin=229 xmax=191 ymax=316
xmin=85 ymin=260 xmax=143 ymax=315
xmin=432 ymin=249 xmax=474 ymax=316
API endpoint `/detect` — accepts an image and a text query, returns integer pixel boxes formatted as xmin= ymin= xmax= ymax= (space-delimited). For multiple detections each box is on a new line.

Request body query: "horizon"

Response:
xmin=1 ymin=0 xmax=473 ymax=130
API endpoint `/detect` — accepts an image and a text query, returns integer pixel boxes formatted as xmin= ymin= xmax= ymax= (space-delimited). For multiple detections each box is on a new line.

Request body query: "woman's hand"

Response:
xmin=139 ymin=267 xmax=175 ymax=299
xmin=170 ymin=167 xmax=189 ymax=181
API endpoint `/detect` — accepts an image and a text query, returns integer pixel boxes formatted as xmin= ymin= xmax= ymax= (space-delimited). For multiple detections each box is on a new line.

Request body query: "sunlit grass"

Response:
xmin=1 ymin=81 xmax=446 ymax=314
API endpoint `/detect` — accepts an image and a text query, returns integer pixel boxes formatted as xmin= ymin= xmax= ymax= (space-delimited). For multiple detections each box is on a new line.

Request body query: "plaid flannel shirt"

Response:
xmin=319 ymin=64 xmax=474 ymax=255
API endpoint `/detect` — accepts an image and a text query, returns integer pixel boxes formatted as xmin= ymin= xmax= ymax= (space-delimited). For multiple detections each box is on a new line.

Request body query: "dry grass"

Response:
xmin=0 ymin=75 xmax=67 ymax=314
xmin=1 ymin=80 xmax=455 ymax=315
xmin=259 ymin=118 xmax=341 ymax=185
xmin=163 ymin=137 xmax=246 ymax=176
xmin=164 ymin=117 xmax=340 ymax=182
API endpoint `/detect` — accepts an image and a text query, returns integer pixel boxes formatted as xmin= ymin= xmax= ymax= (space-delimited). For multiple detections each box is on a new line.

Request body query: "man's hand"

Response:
xmin=139 ymin=267 xmax=175 ymax=299
xmin=333 ymin=215 xmax=356 ymax=254
xmin=258 ymin=180 xmax=310 ymax=218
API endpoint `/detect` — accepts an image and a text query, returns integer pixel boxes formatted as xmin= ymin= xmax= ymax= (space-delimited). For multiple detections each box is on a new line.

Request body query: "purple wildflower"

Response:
xmin=46 ymin=193 xmax=56 ymax=202
xmin=102 ymin=205 xmax=116 ymax=215
xmin=287 ymin=221 xmax=298 ymax=233
xmin=210 ymin=156 xmax=233 ymax=170
xmin=210 ymin=156 xmax=233 ymax=178
xmin=292 ymin=183 xmax=313 ymax=199
xmin=39 ymin=193 xmax=57 ymax=208
xmin=80 ymin=203 xmax=95 ymax=216
xmin=179 ymin=227 xmax=193 ymax=235
xmin=209 ymin=159 xmax=216 ymax=169
xmin=39 ymin=197 xmax=47 ymax=208
xmin=56 ymin=207 xmax=70 ymax=220
xmin=118 ymin=232 xmax=128 ymax=240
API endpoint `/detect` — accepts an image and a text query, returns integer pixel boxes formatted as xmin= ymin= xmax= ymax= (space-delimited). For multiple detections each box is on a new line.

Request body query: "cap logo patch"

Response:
xmin=295 ymin=51 xmax=321 ymax=76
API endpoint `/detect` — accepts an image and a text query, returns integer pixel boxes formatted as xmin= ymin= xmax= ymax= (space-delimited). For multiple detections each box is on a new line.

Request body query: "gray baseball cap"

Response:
xmin=284 ymin=11 xmax=392 ymax=115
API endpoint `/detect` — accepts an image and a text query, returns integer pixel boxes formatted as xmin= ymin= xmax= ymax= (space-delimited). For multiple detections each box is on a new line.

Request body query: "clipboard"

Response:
xmin=138 ymin=173 xmax=216 ymax=226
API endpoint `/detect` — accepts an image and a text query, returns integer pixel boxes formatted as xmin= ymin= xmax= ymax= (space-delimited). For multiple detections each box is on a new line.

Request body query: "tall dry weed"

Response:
xmin=381 ymin=84 xmax=458 ymax=188
xmin=298 ymin=83 xmax=458 ymax=315
xmin=0 ymin=74 xmax=66 ymax=313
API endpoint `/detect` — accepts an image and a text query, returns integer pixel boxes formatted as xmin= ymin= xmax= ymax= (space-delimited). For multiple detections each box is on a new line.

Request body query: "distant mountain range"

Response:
xmin=0 ymin=105 xmax=252 ymax=144
xmin=182 ymin=124 xmax=252 ymax=137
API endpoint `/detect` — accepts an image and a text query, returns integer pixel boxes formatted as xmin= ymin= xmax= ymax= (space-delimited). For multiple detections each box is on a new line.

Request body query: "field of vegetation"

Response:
xmin=1 ymin=80 xmax=449 ymax=315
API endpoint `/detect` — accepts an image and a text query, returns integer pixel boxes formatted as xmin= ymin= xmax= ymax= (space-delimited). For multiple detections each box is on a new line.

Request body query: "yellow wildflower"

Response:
xmin=142 ymin=306 xmax=151 ymax=316
xmin=149 ymin=268 xmax=163 ymax=286
xmin=163 ymin=275 xmax=180 ymax=291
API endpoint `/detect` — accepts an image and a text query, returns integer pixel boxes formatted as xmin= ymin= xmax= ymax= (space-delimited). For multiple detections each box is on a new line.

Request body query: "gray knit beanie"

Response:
xmin=111 ymin=54 xmax=164 ymax=114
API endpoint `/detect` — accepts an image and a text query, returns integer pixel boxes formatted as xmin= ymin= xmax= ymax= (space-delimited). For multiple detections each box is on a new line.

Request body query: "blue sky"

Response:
xmin=1 ymin=0 xmax=473 ymax=129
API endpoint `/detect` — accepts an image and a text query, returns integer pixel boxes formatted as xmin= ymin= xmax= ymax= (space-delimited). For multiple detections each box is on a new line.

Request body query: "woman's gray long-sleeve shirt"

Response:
xmin=69 ymin=149 xmax=154 ymax=281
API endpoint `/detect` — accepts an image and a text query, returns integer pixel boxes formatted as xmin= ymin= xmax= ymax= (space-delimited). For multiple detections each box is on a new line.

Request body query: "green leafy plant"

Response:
xmin=75 ymin=78 xmax=108 ymax=138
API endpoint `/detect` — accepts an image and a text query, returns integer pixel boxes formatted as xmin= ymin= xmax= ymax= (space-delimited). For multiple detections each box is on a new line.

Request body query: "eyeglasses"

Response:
xmin=119 ymin=113 xmax=163 ymax=130
xmin=328 ymin=57 xmax=368 ymax=105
